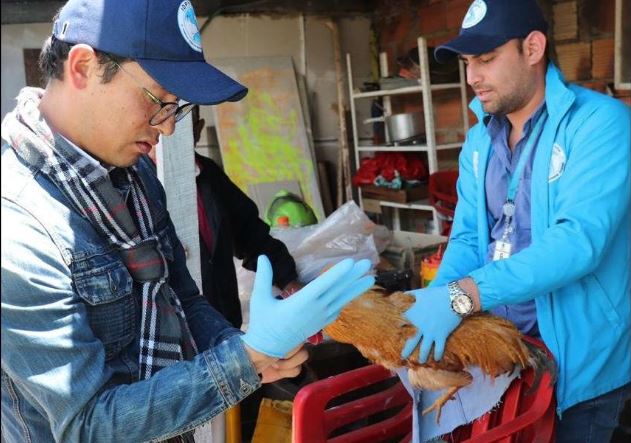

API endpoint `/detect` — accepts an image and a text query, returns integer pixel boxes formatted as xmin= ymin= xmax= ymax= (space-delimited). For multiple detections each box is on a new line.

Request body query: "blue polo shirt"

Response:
xmin=484 ymin=103 xmax=546 ymax=337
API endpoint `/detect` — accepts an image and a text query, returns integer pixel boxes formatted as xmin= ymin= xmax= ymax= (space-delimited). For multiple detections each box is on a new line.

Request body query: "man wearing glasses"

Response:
xmin=0 ymin=1 xmax=374 ymax=442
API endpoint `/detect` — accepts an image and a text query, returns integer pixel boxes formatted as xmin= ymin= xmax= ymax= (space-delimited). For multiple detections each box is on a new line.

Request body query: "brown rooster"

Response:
xmin=323 ymin=286 xmax=554 ymax=422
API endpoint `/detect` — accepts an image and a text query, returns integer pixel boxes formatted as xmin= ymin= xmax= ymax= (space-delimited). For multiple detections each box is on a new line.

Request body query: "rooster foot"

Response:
xmin=421 ymin=386 xmax=461 ymax=424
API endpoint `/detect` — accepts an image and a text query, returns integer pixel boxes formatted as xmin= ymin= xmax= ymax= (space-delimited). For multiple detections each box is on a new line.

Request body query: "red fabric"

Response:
xmin=352 ymin=153 xmax=428 ymax=186
xmin=196 ymin=158 xmax=214 ymax=254
xmin=197 ymin=187 xmax=213 ymax=254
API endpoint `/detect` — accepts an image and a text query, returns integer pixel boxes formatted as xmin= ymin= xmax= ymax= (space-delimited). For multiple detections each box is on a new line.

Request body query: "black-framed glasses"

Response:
xmin=112 ymin=60 xmax=195 ymax=126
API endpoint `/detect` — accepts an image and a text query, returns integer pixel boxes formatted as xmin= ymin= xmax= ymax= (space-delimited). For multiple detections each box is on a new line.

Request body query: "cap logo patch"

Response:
xmin=462 ymin=0 xmax=487 ymax=29
xmin=178 ymin=1 xmax=202 ymax=52
xmin=58 ymin=21 xmax=70 ymax=39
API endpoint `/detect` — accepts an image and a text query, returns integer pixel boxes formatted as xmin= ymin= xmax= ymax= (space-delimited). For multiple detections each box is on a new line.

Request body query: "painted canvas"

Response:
xmin=212 ymin=56 xmax=325 ymax=221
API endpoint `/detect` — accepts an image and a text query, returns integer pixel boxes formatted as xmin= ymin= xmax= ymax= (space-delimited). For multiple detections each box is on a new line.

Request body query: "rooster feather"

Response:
xmin=323 ymin=287 xmax=554 ymax=422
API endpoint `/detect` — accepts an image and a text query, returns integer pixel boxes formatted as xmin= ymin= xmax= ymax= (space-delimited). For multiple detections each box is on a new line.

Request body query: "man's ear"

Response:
xmin=523 ymin=31 xmax=547 ymax=66
xmin=65 ymin=44 xmax=99 ymax=89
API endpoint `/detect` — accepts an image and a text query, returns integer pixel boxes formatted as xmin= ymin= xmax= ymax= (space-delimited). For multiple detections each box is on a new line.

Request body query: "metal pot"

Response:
xmin=385 ymin=112 xmax=425 ymax=142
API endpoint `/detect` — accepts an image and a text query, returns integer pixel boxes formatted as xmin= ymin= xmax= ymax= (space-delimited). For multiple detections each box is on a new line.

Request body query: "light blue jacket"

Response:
xmin=432 ymin=64 xmax=631 ymax=414
xmin=1 ymin=146 xmax=261 ymax=442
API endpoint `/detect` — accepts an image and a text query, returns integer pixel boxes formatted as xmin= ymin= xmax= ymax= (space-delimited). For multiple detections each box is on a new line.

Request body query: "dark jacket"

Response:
xmin=196 ymin=153 xmax=298 ymax=328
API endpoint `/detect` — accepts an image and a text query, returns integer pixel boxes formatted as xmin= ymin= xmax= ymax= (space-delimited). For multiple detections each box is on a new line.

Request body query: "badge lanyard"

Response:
xmin=493 ymin=109 xmax=548 ymax=261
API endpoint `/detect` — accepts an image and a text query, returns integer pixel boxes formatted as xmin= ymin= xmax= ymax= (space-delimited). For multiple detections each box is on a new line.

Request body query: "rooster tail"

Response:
xmin=524 ymin=340 xmax=557 ymax=396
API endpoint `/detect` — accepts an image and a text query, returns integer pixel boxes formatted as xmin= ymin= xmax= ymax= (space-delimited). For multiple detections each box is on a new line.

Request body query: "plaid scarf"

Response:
xmin=3 ymin=88 xmax=198 ymax=380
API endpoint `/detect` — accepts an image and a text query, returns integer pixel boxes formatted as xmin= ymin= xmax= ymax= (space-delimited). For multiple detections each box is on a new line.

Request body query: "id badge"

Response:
xmin=493 ymin=240 xmax=512 ymax=261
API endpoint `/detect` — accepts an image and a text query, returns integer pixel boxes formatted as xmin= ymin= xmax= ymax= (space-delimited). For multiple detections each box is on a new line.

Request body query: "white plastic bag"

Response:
xmin=270 ymin=200 xmax=390 ymax=283
xmin=235 ymin=201 xmax=391 ymax=328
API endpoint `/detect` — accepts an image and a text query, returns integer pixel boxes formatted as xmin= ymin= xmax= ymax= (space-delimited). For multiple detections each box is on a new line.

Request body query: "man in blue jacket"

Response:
xmin=401 ymin=1 xmax=631 ymax=441
xmin=0 ymin=1 xmax=374 ymax=442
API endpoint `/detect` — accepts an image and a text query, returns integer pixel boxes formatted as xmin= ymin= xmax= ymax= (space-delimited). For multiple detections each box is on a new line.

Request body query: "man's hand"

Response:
xmin=243 ymin=344 xmax=308 ymax=383
xmin=261 ymin=346 xmax=308 ymax=384
xmin=401 ymin=285 xmax=462 ymax=363
xmin=279 ymin=280 xmax=325 ymax=345
xmin=241 ymin=255 xmax=374 ymax=358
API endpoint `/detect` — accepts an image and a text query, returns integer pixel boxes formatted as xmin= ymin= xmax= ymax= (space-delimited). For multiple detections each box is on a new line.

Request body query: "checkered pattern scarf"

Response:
xmin=3 ymin=88 xmax=198 ymax=380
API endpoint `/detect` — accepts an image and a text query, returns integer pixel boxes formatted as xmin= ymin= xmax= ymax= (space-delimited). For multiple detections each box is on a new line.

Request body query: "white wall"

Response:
xmin=1 ymin=15 xmax=374 ymax=169
xmin=1 ymin=23 xmax=51 ymax=120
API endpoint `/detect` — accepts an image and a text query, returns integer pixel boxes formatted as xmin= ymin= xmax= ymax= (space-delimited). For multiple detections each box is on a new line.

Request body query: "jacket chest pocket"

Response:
xmin=73 ymin=259 xmax=136 ymax=361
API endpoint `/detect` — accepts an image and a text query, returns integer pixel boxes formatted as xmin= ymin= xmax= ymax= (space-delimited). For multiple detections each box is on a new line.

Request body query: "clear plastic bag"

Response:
xmin=271 ymin=200 xmax=390 ymax=283
xmin=235 ymin=201 xmax=391 ymax=328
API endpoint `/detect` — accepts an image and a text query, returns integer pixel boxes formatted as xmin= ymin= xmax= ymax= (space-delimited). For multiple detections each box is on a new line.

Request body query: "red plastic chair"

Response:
xmin=447 ymin=336 xmax=556 ymax=443
xmin=293 ymin=364 xmax=413 ymax=443
xmin=292 ymin=337 xmax=555 ymax=443
xmin=428 ymin=170 xmax=459 ymax=236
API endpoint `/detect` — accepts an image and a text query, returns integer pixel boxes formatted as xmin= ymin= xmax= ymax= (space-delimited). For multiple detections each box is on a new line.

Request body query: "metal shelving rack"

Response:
xmin=346 ymin=36 xmax=470 ymax=233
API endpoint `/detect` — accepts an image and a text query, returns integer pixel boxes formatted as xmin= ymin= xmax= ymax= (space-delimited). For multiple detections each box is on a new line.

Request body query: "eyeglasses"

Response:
xmin=112 ymin=60 xmax=195 ymax=126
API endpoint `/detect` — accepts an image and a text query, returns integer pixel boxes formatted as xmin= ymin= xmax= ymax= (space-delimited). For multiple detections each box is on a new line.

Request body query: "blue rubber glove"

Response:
xmin=401 ymin=285 xmax=462 ymax=363
xmin=242 ymin=255 xmax=375 ymax=358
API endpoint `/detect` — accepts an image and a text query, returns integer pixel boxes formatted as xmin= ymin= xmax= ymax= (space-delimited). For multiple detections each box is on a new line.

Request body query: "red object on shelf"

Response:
xmin=292 ymin=336 xmax=556 ymax=443
xmin=429 ymin=170 xmax=459 ymax=236
xmin=352 ymin=153 xmax=428 ymax=187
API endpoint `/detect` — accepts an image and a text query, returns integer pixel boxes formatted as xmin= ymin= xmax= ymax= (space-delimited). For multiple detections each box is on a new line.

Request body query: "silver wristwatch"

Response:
xmin=448 ymin=281 xmax=474 ymax=317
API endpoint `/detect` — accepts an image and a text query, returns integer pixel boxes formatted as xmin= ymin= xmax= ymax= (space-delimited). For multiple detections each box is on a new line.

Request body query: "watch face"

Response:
xmin=452 ymin=294 xmax=473 ymax=315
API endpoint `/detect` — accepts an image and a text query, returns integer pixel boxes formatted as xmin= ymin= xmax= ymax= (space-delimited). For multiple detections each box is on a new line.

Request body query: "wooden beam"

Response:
xmin=191 ymin=0 xmax=375 ymax=17
xmin=1 ymin=0 xmax=373 ymax=25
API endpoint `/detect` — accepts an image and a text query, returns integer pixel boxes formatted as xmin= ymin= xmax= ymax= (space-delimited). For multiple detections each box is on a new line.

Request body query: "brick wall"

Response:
xmin=372 ymin=0 xmax=630 ymax=135
xmin=552 ymin=0 xmax=618 ymax=89
xmin=373 ymin=0 xmax=477 ymax=149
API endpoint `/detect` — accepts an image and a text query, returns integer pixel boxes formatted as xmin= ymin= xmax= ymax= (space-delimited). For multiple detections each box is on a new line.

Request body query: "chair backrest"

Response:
xmin=428 ymin=170 xmax=459 ymax=235
xmin=449 ymin=336 xmax=556 ymax=443
xmin=293 ymin=337 xmax=555 ymax=443
xmin=293 ymin=364 xmax=412 ymax=443
xmin=428 ymin=170 xmax=459 ymax=217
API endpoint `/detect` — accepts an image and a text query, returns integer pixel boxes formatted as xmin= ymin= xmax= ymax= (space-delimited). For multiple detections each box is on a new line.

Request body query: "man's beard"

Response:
xmin=483 ymin=89 xmax=530 ymax=116
xmin=482 ymin=79 xmax=534 ymax=116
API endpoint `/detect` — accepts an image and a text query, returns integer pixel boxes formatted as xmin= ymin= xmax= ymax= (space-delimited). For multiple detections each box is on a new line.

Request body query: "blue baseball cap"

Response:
xmin=434 ymin=0 xmax=548 ymax=63
xmin=52 ymin=0 xmax=247 ymax=105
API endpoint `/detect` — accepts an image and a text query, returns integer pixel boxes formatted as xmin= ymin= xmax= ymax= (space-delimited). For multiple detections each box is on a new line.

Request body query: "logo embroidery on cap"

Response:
xmin=548 ymin=143 xmax=566 ymax=182
xmin=178 ymin=1 xmax=202 ymax=52
xmin=58 ymin=21 xmax=70 ymax=39
xmin=462 ymin=0 xmax=487 ymax=29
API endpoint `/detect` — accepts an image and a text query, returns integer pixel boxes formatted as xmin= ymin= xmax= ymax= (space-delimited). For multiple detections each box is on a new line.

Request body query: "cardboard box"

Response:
xmin=361 ymin=184 xmax=428 ymax=203
xmin=381 ymin=230 xmax=447 ymax=287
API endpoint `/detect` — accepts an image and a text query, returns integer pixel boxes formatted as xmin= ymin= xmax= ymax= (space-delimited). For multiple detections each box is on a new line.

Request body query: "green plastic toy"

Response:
xmin=265 ymin=190 xmax=318 ymax=228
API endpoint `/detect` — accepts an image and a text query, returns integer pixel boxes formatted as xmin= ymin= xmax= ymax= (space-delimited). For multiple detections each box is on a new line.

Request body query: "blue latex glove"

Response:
xmin=242 ymin=255 xmax=375 ymax=358
xmin=401 ymin=285 xmax=462 ymax=362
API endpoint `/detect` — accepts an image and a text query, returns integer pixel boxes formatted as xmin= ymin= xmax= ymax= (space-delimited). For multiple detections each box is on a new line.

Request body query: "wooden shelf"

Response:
xmin=379 ymin=199 xmax=434 ymax=211
xmin=356 ymin=142 xmax=462 ymax=152
xmin=352 ymin=82 xmax=462 ymax=99
xmin=347 ymin=36 xmax=470 ymax=233
xmin=357 ymin=145 xmax=429 ymax=152
xmin=361 ymin=197 xmax=434 ymax=213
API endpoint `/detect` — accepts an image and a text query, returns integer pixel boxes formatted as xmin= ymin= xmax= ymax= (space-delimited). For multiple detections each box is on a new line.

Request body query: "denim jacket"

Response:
xmin=1 ymin=143 xmax=262 ymax=442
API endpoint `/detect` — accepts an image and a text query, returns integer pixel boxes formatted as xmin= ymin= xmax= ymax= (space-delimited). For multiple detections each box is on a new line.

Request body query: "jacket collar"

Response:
xmin=468 ymin=63 xmax=576 ymax=126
